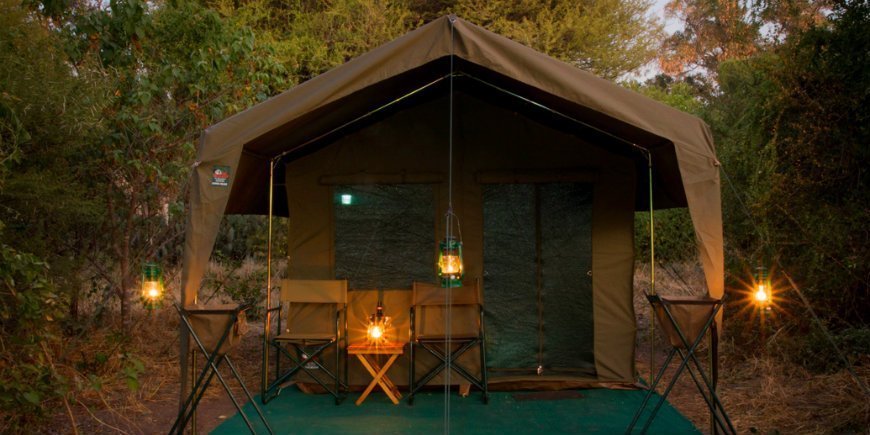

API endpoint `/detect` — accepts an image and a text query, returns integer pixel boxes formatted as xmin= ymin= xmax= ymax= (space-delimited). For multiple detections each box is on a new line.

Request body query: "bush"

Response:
xmin=202 ymin=257 xmax=269 ymax=319
xmin=0 ymin=241 xmax=67 ymax=431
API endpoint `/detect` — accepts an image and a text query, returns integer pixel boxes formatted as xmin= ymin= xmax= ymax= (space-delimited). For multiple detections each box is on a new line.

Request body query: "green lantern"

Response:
xmin=141 ymin=262 xmax=164 ymax=307
xmin=437 ymin=237 xmax=463 ymax=288
xmin=754 ymin=266 xmax=771 ymax=306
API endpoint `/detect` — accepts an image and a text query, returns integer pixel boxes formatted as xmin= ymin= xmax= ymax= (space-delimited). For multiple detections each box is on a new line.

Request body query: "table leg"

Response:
xmin=355 ymin=354 xmax=401 ymax=405
xmin=372 ymin=355 xmax=401 ymax=403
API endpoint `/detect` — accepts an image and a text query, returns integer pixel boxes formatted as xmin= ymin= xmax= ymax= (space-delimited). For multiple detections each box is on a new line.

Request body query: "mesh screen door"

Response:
xmin=333 ymin=184 xmax=434 ymax=289
xmin=483 ymin=182 xmax=595 ymax=376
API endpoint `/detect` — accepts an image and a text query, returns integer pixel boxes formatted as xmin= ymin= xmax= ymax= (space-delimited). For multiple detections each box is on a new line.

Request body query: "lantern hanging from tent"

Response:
xmin=438 ymin=236 xmax=463 ymax=288
xmin=754 ymin=266 xmax=771 ymax=306
xmin=366 ymin=301 xmax=392 ymax=345
xmin=141 ymin=262 xmax=164 ymax=307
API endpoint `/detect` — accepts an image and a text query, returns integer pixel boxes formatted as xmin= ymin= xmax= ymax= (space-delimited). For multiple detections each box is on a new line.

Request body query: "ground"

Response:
xmin=42 ymin=265 xmax=868 ymax=434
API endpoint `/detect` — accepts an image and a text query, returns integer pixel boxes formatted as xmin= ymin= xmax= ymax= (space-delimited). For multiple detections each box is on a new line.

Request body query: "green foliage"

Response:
xmin=214 ymin=215 xmax=289 ymax=261
xmin=626 ymin=77 xmax=705 ymax=264
xmin=772 ymin=326 xmax=870 ymax=373
xmin=712 ymin=0 xmax=869 ymax=329
xmin=202 ymin=258 xmax=268 ymax=319
xmin=441 ymin=0 xmax=664 ymax=79
xmin=635 ymin=208 xmax=698 ymax=263
xmin=0 ymin=242 xmax=67 ymax=430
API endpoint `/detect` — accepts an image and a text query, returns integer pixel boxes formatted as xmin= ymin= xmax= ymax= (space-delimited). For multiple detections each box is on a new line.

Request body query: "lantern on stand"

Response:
xmin=141 ymin=262 xmax=164 ymax=308
xmin=366 ymin=301 xmax=392 ymax=345
xmin=437 ymin=236 xmax=463 ymax=288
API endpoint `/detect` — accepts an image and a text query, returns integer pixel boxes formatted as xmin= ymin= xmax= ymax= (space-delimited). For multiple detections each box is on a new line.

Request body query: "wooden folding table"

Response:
xmin=348 ymin=342 xmax=404 ymax=405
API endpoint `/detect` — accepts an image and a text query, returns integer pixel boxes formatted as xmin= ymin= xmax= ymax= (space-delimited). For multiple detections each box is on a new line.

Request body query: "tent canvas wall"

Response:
xmin=283 ymin=89 xmax=636 ymax=385
xmin=180 ymin=15 xmax=723 ymax=389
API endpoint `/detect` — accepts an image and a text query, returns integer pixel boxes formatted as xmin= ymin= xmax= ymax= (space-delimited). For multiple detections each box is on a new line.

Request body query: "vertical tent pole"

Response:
xmin=648 ymin=153 xmax=656 ymax=387
xmin=263 ymin=159 xmax=275 ymax=395
xmin=444 ymin=15 xmax=457 ymax=434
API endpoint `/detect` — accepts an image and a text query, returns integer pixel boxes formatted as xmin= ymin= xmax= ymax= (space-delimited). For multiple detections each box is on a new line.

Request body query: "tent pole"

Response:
xmin=648 ymin=154 xmax=656 ymax=387
xmin=262 ymin=159 xmax=275 ymax=396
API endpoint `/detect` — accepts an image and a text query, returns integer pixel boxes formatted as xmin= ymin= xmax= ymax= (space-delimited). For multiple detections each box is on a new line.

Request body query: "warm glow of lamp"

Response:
xmin=366 ymin=302 xmax=391 ymax=344
xmin=754 ymin=266 xmax=771 ymax=306
xmin=368 ymin=324 xmax=383 ymax=340
xmin=437 ymin=237 xmax=463 ymax=288
xmin=754 ymin=284 xmax=769 ymax=303
xmin=141 ymin=262 xmax=164 ymax=307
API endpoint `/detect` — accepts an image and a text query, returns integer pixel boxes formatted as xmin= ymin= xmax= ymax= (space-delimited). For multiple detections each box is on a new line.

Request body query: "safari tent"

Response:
xmin=180 ymin=15 xmax=723 ymax=389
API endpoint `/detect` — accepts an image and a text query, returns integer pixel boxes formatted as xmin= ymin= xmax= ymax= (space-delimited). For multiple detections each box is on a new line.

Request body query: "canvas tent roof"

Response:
xmin=181 ymin=15 xmax=723 ymax=307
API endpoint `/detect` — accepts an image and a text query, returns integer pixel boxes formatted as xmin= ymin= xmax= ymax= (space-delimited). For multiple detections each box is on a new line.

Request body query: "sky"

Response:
xmin=653 ymin=0 xmax=684 ymax=34
xmin=629 ymin=0 xmax=682 ymax=81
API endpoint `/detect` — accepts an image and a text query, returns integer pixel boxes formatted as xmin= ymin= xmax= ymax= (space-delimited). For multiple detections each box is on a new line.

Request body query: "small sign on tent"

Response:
xmin=211 ymin=166 xmax=230 ymax=187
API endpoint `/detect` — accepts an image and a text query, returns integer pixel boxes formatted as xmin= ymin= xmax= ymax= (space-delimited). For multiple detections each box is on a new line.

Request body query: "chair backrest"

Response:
xmin=281 ymin=279 xmax=348 ymax=304
xmin=412 ymin=279 xmax=481 ymax=337
xmin=412 ymin=279 xmax=481 ymax=307
xmin=280 ymin=279 xmax=347 ymax=335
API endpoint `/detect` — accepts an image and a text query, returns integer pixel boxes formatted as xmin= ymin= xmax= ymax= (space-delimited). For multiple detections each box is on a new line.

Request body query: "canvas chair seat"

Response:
xmin=274 ymin=332 xmax=337 ymax=342
xmin=417 ymin=332 xmax=480 ymax=341
xmin=653 ymin=295 xmax=719 ymax=349
xmin=185 ymin=303 xmax=248 ymax=356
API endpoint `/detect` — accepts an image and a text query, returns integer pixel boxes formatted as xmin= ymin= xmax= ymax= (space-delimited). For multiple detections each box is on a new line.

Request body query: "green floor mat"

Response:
xmin=211 ymin=388 xmax=699 ymax=434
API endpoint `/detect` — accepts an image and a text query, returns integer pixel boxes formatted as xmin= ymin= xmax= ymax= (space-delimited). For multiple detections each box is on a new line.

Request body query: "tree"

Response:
xmin=67 ymin=0 xmax=288 ymax=326
xmin=439 ymin=0 xmax=664 ymax=79
xmin=660 ymin=0 xmax=829 ymax=78
xmin=706 ymin=0 xmax=869 ymax=366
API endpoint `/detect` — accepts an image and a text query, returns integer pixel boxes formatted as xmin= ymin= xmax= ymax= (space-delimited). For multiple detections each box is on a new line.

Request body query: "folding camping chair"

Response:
xmin=626 ymin=294 xmax=736 ymax=435
xmin=170 ymin=303 xmax=272 ymax=435
xmin=263 ymin=279 xmax=348 ymax=404
xmin=408 ymin=280 xmax=488 ymax=404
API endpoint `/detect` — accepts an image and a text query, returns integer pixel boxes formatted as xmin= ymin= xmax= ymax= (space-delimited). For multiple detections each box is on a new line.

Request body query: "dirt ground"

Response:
xmin=42 ymin=265 xmax=868 ymax=434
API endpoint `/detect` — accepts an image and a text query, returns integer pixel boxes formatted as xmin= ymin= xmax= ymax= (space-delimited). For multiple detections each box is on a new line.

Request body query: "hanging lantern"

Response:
xmin=437 ymin=236 xmax=463 ymax=288
xmin=141 ymin=262 xmax=164 ymax=307
xmin=754 ymin=266 xmax=771 ymax=306
xmin=366 ymin=302 xmax=392 ymax=345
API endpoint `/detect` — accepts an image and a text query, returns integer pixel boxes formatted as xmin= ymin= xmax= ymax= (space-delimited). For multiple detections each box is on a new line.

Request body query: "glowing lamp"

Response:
xmin=754 ymin=266 xmax=771 ymax=306
xmin=437 ymin=237 xmax=463 ymax=288
xmin=366 ymin=302 xmax=391 ymax=344
xmin=141 ymin=262 xmax=164 ymax=307
xmin=340 ymin=194 xmax=353 ymax=205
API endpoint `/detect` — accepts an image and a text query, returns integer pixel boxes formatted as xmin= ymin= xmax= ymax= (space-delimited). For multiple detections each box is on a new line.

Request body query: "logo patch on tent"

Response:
xmin=211 ymin=166 xmax=230 ymax=187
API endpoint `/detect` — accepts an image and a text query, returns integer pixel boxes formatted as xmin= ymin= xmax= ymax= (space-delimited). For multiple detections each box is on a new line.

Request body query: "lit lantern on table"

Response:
xmin=437 ymin=237 xmax=463 ymax=288
xmin=754 ymin=266 xmax=771 ymax=306
xmin=366 ymin=302 xmax=392 ymax=345
xmin=141 ymin=262 xmax=164 ymax=307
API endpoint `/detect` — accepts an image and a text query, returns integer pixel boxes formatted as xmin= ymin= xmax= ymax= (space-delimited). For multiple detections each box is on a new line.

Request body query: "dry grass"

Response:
xmin=36 ymin=261 xmax=869 ymax=434
xmin=634 ymin=262 xmax=870 ymax=434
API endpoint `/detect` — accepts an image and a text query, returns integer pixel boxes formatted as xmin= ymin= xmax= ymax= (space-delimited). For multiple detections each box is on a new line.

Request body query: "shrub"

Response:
xmin=0 ymin=241 xmax=67 ymax=431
